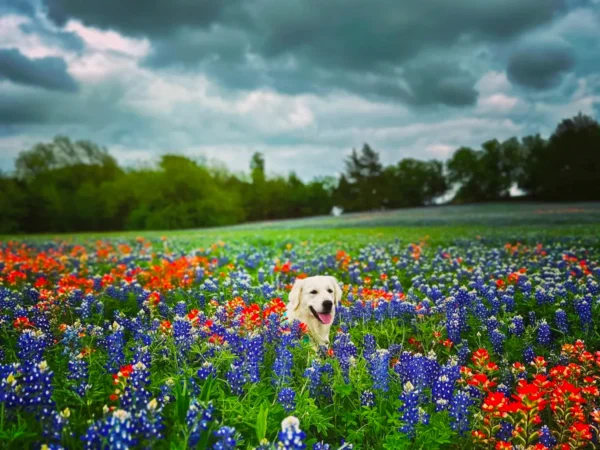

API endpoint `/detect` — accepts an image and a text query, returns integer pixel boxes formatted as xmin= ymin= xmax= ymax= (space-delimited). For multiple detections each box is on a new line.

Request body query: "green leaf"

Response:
xmin=256 ymin=402 xmax=269 ymax=442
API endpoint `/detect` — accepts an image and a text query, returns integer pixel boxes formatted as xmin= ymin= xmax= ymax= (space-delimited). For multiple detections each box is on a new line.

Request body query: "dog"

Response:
xmin=286 ymin=275 xmax=342 ymax=346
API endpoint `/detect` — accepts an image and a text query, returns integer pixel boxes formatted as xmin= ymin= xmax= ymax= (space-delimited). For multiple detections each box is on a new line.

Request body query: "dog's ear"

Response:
xmin=329 ymin=276 xmax=342 ymax=306
xmin=288 ymin=278 xmax=304 ymax=311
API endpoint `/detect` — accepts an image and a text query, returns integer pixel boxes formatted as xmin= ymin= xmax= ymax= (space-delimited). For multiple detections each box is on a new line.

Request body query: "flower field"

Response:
xmin=1 ymin=230 xmax=600 ymax=449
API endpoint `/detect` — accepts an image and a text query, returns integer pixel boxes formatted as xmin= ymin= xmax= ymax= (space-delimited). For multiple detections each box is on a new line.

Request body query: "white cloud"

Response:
xmin=65 ymin=20 xmax=151 ymax=58
xmin=476 ymin=71 xmax=512 ymax=94
xmin=426 ymin=144 xmax=455 ymax=157
xmin=0 ymin=15 xmax=68 ymax=59
xmin=477 ymin=93 xmax=527 ymax=114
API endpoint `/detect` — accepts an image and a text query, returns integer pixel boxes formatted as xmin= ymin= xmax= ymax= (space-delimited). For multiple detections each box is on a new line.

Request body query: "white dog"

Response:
xmin=286 ymin=275 xmax=342 ymax=346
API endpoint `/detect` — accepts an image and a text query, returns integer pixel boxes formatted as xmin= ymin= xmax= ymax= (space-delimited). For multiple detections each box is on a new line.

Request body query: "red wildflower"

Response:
xmin=13 ymin=316 xmax=33 ymax=330
xmin=160 ymin=320 xmax=172 ymax=333
xmin=569 ymin=422 xmax=592 ymax=441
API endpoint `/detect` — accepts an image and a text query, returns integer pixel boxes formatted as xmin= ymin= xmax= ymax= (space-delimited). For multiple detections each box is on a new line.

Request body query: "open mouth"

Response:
xmin=309 ymin=306 xmax=333 ymax=325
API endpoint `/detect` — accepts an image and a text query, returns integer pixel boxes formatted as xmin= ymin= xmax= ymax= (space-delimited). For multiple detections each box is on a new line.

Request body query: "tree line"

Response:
xmin=0 ymin=113 xmax=599 ymax=234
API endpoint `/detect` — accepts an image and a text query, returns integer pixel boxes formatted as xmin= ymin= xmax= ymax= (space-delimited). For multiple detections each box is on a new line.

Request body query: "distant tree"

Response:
xmin=343 ymin=144 xmax=384 ymax=210
xmin=518 ymin=134 xmax=547 ymax=197
xmin=447 ymin=147 xmax=485 ymax=203
xmin=16 ymin=135 xmax=118 ymax=179
xmin=447 ymin=138 xmax=524 ymax=203
xmin=0 ymin=175 xmax=27 ymax=233
xmin=382 ymin=159 xmax=447 ymax=207
xmin=545 ymin=113 xmax=600 ymax=200
xmin=518 ymin=113 xmax=600 ymax=200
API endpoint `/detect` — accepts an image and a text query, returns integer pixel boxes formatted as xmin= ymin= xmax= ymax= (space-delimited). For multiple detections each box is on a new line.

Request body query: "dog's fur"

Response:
xmin=286 ymin=275 xmax=342 ymax=346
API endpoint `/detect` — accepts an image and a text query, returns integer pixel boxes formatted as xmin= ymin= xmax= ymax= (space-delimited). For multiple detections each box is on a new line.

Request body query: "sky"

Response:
xmin=1 ymin=0 xmax=599 ymax=180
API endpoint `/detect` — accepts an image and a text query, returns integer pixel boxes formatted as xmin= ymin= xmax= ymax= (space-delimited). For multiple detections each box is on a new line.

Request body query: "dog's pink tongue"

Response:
xmin=318 ymin=313 xmax=333 ymax=325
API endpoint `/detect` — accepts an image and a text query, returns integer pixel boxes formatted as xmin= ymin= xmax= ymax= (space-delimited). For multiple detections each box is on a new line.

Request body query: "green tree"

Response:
xmin=343 ymin=144 xmax=384 ymax=211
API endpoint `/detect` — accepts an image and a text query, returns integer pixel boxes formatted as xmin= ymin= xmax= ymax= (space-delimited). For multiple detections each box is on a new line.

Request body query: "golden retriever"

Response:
xmin=286 ymin=275 xmax=342 ymax=346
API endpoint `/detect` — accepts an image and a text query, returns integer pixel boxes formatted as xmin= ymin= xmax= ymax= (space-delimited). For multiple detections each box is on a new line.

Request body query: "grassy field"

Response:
xmin=2 ymin=202 xmax=600 ymax=449
xmin=4 ymin=202 xmax=600 ymax=246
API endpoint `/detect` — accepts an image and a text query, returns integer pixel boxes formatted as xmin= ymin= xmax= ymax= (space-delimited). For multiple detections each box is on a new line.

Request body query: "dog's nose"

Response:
xmin=322 ymin=300 xmax=333 ymax=311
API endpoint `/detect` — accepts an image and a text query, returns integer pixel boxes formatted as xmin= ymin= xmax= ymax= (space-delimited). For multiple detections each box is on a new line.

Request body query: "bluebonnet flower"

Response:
xmin=360 ymin=390 xmax=375 ymax=408
xmin=528 ymin=311 xmax=537 ymax=326
xmin=449 ymin=391 xmax=471 ymax=435
xmin=457 ymin=345 xmax=470 ymax=366
xmin=398 ymin=381 xmax=428 ymax=438
xmin=17 ymin=329 xmax=48 ymax=363
xmin=501 ymin=294 xmax=515 ymax=312
xmin=496 ymin=421 xmax=514 ymax=442
xmin=82 ymin=409 xmax=136 ymax=450
xmin=554 ymin=309 xmax=569 ymax=334
xmin=312 ymin=443 xmax=331 ymax=450
xmin=133 ymin=399 xmax=165 ymax=445
xmin=174 ymin=301 xmax=187 ymax=316
xmin=105 ymin=325 xmax=126 ymax=372
xmin=446 ymin=314 xmax=462 ymax=344
xmin=574 ymin=296 xmax=593 ymax=331
xmin=0 ymin=360 xmax=54 ymax=409
xmin=523 ymin=346 xmax=536 ymax=364
xmin=42 ymin=407 xmax=70 ymax=442
xmin=226 ymin=359 xmax=246 ymax=396
xmin=278 ymin=387 xmax=296 ymax=413
xmin=277 ymin=416 xmax=306 ymax=450
xmin=186 ymin=400 xmax=215 ymax=448
xmin=303 ymin=361 xmax=333 ymax=401
xmin=67 ymin=353 xmax=89 ymax=397
xmin=537 ymin=319 xmax=552 ymax=346
xmin=509 ymin=315 xmax=525 ymax=337
xmin=489 ymin=329 xmax=506 ymax=355
xmin=212 ymin=426 xmax=238 ymax=450
xmin=273 ymin=342 xmax=294 ymax=387
xmin=367 ymin=349 xmax=391 ymax=392
xmin=197 ymin=362 xmax=217 ymax=381
xmin=432 ymin=363 xmax=459 ymax=411
xmin=539 ymin=424 xmax=557 ymax=448
xmin=246 ymin=334 xmax=264 ymax=383
xmin=120 ymin=361 xmax=152 ymax=412
xmin=173 ymin=316 xmax=194 ymax=354
xmin=333 ymin=332 xmax=357 ymax=383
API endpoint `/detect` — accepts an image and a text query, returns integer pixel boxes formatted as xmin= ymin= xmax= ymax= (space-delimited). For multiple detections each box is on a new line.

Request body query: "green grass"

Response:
xmin=4 ymin=202 xmax=600 ymax=246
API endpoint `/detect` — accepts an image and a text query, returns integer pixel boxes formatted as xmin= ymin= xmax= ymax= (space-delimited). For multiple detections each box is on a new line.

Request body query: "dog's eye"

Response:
xmin=310 ymin=290 xmax=318 ymax=295
xmin=327 ymin=289 xmax=333 ymax=293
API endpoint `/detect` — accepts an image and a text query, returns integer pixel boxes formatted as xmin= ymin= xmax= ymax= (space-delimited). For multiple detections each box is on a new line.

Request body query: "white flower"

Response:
xmin=281 ymin=416 xmax=300 ymax=431
xmin=112 ymin=409 xmax=131 ymax=422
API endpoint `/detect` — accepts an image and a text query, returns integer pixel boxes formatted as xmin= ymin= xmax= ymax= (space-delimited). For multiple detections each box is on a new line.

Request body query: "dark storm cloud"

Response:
xmin=507 ymin=37 xmax=576 ymax=89
xmin=42 ymin=0 xmax=565 ymax=106
xmin=401 ymin=60 xmax=478 ymax=107
xmin=43 ymin=0 xmax=232 ymax=36
xmin=0 ymin=48 xmax=78 ymax=92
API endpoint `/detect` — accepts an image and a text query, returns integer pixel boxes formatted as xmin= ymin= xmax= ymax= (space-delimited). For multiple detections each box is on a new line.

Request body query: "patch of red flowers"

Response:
xmin=469 ymin=340 xmax=600 ymax=449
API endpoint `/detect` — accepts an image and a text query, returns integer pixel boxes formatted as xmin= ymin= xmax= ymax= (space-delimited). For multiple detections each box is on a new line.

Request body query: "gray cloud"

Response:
xmin=44 ymin=0 xmax=565 ymax=107
xmin=44 ymin=0 xmax=231 ymax=36
xmin=0 ymin=48 xmax=78 ymax=92
xmin=0 ymin=0 xmax=36 ymax=16
xmin=1 ymin=0 xmax=599 ymax=180
xmin=19 ymin=21 xmax=85 ymax=54
xmin=401 ymin=60 xmax=478 ymax=107
xmin=507 ymin=37 xmax=576 ymax=89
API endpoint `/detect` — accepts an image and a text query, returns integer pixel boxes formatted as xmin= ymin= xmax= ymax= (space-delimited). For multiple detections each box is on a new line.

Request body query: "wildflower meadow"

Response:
xmin=1 ymin=227 xmax=600 ymax=450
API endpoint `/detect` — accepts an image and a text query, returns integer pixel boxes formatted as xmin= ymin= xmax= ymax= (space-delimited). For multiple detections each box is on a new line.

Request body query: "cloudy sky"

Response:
xmin=1 ymin=0 xmax=599 ymax=179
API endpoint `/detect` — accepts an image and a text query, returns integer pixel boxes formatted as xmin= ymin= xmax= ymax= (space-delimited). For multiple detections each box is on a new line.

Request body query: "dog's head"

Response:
xmin=288 ymin=275 xmax=342 ymax=326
